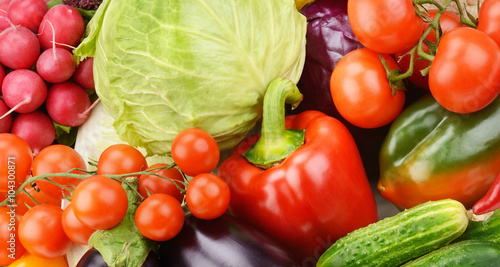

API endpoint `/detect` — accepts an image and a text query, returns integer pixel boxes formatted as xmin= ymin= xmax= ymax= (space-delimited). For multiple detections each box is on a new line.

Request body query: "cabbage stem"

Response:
xmin=243 ymin=78 xmax=304 ymax=169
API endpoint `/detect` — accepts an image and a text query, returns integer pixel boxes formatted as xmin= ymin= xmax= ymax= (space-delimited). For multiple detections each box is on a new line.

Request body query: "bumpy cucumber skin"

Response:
xmin=402 ymin=240 xmax=500 ymax=267
xmin=457 ymin=209 xmax=500 ymax=244
xmin=316 ymin=199 xmax=468 ymax=267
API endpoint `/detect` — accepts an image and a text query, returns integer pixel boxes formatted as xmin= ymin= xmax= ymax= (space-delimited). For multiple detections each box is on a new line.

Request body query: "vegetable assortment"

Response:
xmin=1 ymin=0 xmax=500 ymax=266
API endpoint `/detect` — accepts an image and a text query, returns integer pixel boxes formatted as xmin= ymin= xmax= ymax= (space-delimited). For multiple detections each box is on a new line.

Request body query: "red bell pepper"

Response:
xmin=473 ymin=172 xmax=500 ymax=215
xmin=218 ymin=78 xmax=378 ymax=262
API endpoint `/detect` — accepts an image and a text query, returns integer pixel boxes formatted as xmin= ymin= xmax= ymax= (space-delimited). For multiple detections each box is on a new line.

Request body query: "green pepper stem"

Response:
xmin=243 ymin=78 xmax=305 ymax=169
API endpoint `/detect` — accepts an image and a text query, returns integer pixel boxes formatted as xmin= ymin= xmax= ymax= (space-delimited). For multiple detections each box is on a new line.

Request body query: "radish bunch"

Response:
xmin=0 ymin=0 xmax=97 ymax=155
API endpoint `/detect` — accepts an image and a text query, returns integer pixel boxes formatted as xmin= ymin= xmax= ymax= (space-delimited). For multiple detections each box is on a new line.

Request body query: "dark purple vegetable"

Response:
xmin=62 ymin=0 xmax=102 ymax=10
xmin=158 ymin=213 xmax=301 ymax=267
xmin=76 ymin=248 xmax=160 ymax=267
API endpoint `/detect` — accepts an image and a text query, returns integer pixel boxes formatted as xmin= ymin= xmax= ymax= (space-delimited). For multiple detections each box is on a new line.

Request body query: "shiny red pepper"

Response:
xmin=218 ymin=78 xmax=378 ymax=263
xmin=473 ymin=172 xmax=500 ymax=215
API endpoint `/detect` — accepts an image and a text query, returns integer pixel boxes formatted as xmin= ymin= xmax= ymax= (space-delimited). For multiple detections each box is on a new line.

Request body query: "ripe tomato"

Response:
xmin=185 ymin=173 xmax=230 ymax=220
xmin=134 ymin=193 xmax=185 ymax=241
xmin=15 ymin=186 xmax=61 ymax=216
xmin=424 ymin=10 xmax=461 ymax=43
xmin=477 ymin=0 xmax=500 ymax=46
xmin=61 ymin=203 xmax=96 ymax=245
xmin=0 ymin=133 xmax=32 ymax=192
xmin=32 ymin=144 xmax=87 ymax=199
xmin=0 ymin=206 xmax=25 ymax=265
xmin=138 ymin=163 xmax=185 ymax=203
xmin=18 ymin=204 xmax=73 ymax=259
xmin=395 ymin=42 xmax=431 ymax=90
xmin=330 ymin=48 xmax=406 ymax=128
xmin=429 ymin=27 xmax=500 ymax=113
xmin=171 ymin=128 xmax=220 ymax=177
xmin=347 ymin=0 xmax=424 ymax=54
xmin=8 ymin=253 xmax=68 ymax=267
xmin=97 ymin=144 xmax=148 ymax=179
xmin=71 ymin=175 xmax=128 ymax=230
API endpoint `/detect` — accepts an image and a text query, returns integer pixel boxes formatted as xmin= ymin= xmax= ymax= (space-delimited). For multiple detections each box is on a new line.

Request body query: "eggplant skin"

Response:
xmin=158 ymin=213 xmax=301 ymax=267
xmin=76 ymin=248 xmax=161 ymax=267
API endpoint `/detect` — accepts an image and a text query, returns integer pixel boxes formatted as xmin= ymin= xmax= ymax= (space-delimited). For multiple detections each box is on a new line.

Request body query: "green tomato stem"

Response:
xmin=243 ymin=77 xmax=304 ymax=169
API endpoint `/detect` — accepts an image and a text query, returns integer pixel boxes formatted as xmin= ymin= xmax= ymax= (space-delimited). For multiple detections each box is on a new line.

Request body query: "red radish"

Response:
xmin=7 ymin=0 xmax=47 ymax=32
xmin=37 ymin=47 xmax=76 ymax=83
xmin=10 ymin=111 xmax=55 ymax=155
xmin=0 ymin=63 xmax=5 ymax=85
xmin=0 ymin=99 xmax=12 ymax=133
xmin=37 ymin=5 xmax=84 ymax=51
xmin=1 ymin=69 xmax=47 ymax=114
xmin=0 ymin=0 xmax=11 ymax=32
xmin=0 ymin=25 xmax=40 ymax=69
xmin=46 ymin=81 xmax=92 ymax=127
xmin=73 ymin=57 xmax=95 ymax=90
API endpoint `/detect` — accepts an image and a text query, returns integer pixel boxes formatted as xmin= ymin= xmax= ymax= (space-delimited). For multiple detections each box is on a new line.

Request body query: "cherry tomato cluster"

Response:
xmin=0 ymin=127 xmax=230 ymax=265
xmin=330 ymin=0 xmax=500 ymax=129
xmin=0 ymin=0 xmax=97 ymax=156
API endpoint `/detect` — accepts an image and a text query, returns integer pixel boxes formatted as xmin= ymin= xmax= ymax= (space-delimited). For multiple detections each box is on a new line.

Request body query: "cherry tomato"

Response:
xmin=395 ymin=42 xmax=431 ymax=90
xmin=61 ymin=203 xmax=96 ymax=245
xmin=97 ymin=144 xmax=148 ymax=179
xmin=138 ymin=163 xmax=185 ymax=203
xmin=15 ymin=186 xmax=61 ymax=216
xmin=347 ymin=0 xmax=424 ymax=54
xmin=8 ymin=253 xmax=68 ymax=267
xmin=185 ymin=173 xmax=230 ymax=220
xmin=0 ymin=133 xmax=32 ymax=192
xmin=71 ymin=175 xmax=128 ymax=230
xmin=429 ymin=27 xmax=500 ymax=113
xmin=18 ymin=204 xmax=73 ymax=259
xmin=423 ymin=9 xmax=461 ymax=43
xmin=171 ymin=128 xmax=220 ymax=177
xmin=478 ymin=0 xmax=500 ymax=46
xmin=32 ymin=145 xmax=87 ymax=199
xmin=134 ymin=193 xmax=185 ymax=241
xmin=0 ymin=206 xmax=25 ymax=265
xmin=330 ymin=48 xmax=406 ymax=128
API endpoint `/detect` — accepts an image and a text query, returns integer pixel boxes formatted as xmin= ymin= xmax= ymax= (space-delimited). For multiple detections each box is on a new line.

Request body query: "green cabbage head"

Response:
xmin=74 ymin=0 xmax=306 ymax=156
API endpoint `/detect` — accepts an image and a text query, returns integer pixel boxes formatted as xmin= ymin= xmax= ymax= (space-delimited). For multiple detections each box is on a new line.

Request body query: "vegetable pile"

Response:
xmin=1 ymin=0 xmax=500 ymax=266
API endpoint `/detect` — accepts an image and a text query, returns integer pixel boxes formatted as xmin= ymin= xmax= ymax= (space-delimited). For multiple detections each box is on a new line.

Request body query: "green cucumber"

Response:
xmin=456 ymin=209 xmax=500 ymax=244
xmin=402 ymin=240 xmax=500 ymax=267
xmin=316 ymin=199 xmax=468 ymax=267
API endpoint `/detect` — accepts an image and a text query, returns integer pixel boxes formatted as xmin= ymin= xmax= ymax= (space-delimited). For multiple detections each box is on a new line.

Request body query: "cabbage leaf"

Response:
xmin=75 ymin=0 xmax=306 ymax=156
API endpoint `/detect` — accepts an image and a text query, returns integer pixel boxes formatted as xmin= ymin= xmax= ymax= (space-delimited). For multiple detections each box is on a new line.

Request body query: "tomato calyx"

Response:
xmin=242 ymin=77 xmax=305 ymax=169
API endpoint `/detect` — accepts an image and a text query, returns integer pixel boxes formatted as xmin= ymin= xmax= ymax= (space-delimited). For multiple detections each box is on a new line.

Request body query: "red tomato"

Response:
xmin=61 ymin=203 xmax=96 ymax=245
xmin=15 ymin=186 xmax=61 ymax=216
xmin=478 ymin=0 xmax=500 ymax=46
xmin=185 ymin=173 xmax=230 ymax=220
xmin=134 ymin=193 xmax=185 ymax=241
xmin=347 ymin=0 xmax=424 ymax=54
xmin=97 ymin=144 xmax=148 ymax=179
xmin=32 ymin=145 xmax=87 ymax=199
xmin=395 ymin=42 xmax=431 ymax=90
xmin=0 ymin=133 xmax=32 ymax=192
xmin=8 ymin=253 xmax=68 ymax=267
xmin=138 ymin=163 xmax=185 ymax=203
xmin=171 ymin=128 xmax=220 ymax=177
xmin=71 ymin=175 xmax=128 ymax=230
xmin=330 ymin=48 xmax=406 ymax=128
xmin=429 ymin=27 xmax=500 ymax=113
xmin=18 ymin=204 xmax=73 ymax=259
xmin=0 ymin=206 xmax=25 ymax=265
xmin=424 ymin=10 xmax=462 ymax=43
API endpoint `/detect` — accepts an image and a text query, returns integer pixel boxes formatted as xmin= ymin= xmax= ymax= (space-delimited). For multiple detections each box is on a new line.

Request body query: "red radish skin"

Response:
xmin=10 ymin=111 xmax=55 ymax=155
xmin=7 ymin=0 xmax=48 ymax=32
xmin=37 ymin=47 xmax=76 ymax=83
xmin=0 ymin=25 xmax=40 ymax=69
xmin=0 ymin=0 xmax=11 ymax=32
xmin=73 ymin=57 xmax=95 ymax=90
xmin=0 ymin=99 xmax=12 ymax=133
xmin=0 ymin=63 xmax=5 ymax=85
xmin=46 ymin=82 xmax=91 ymax=127
xmin=1 ymin=69 xmax=47 ymax=114
xmin=37 ymin=5 xmax=84 ymax=51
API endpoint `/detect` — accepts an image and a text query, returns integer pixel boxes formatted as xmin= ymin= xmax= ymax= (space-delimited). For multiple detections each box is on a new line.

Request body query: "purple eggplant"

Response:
xmin=158 ymin=213 xmax=301 ymax=267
